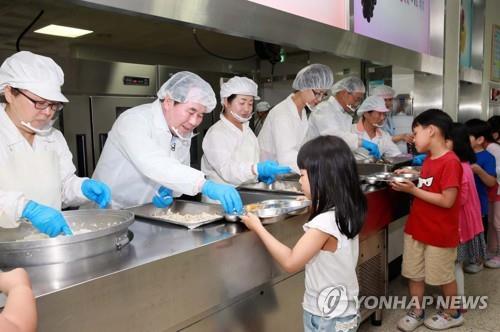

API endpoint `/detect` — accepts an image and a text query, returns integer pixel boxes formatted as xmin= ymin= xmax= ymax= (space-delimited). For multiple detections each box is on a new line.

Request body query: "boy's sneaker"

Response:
xmin=397 ymin=310 xmax=424 ymax=331
xmin=424 ymin=311 xmax=464 ymax=330
xmin=464 ymin=262 xmax=484 ymax=273
xmin=485 ymin=256 xmax=500 ymax=268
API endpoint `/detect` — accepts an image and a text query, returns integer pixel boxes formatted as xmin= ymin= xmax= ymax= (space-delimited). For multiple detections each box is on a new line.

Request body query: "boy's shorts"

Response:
xmin=402 ymin=233 xmax=457 ymax=286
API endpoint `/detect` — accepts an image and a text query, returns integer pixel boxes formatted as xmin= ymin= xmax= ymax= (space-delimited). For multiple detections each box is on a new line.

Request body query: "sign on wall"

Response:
xmin=459 ymin=0 xmax=473 ymax=68
xmin=492 ymin=25 xmax=500 ymax=82
xmin=354 ymin=0 xmax=430 ymax=54
xmin=247 ymin=0 xmax=349 ymax=30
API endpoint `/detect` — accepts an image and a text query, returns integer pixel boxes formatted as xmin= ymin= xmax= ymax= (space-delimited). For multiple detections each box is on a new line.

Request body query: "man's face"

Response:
xmin=364 ymin=111 xmax=387 ymax=127
xmin=162 ymin=98 xmax=206 ymax=137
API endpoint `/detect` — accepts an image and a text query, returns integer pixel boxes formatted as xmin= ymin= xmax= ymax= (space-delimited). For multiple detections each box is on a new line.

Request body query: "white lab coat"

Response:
xmin=257 ymin=94 xmax=308 ymax=173
xmin=351 ymin=120 xmax=401 ymax=157
xmin=201 ymin=114 xmax=259 ymax=186
xmin=303 ymin=96 xmax=360 ymax=149
xmin=0 ymin=104 xmax=87 ymax=228
xmin=92 ymin=99 xmax=205 ymax=209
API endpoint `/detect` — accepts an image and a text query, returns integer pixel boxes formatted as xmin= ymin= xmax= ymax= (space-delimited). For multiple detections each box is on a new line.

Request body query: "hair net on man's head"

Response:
xmin=256 ymin=101 xmax=271 ymax=113
xmin=0 ymin=51 xmax=68 ymax=102
xmin=292 ymin=64 xmax=334 ymax=91
xmin=370 ymin=85 xmax=395 ymax=99
xmin=157 ymin=71 xmax=217 ymax=113
xmin=220 ymin=76 xmax=260 ymax=103
xmin=330 ymin=76 xmax=366 ymax=95
xmin=357 ymin=96 xmax=389 ymax=116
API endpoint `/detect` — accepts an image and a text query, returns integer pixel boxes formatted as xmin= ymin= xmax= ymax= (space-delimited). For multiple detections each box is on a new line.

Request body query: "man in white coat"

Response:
xmin=0 ymin=51 xmax=111 ymax=237
xmin=93 ymin=71 xmax=243 ymax=214
xmin=304 ymin=76 xmax=381 ymax=159
xmin=258 ymin=64 xmax=334 ymax=173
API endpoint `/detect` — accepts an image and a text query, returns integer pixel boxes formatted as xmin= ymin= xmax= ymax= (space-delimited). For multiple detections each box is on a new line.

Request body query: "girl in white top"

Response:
xmin=242 ymin=135 xmax=367 ymax=332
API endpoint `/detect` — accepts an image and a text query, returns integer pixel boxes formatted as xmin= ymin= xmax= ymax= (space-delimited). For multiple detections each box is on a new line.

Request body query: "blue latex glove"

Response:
xmin=412 ymin=154 xmax=427 ymax=166
xmin=81 ymin=179 xmax=111 ymax=208
xmin=201 ymin=180 xmax=243 ymax=214
xmin=361 ymin=139 xmax=381 ymax=159
xmin=257 ymin=160 xmax=292 ymax=184
xmin=152 ymin=186 xmax=174 ymax=208
xmin=21 ymin=200 xmax=73 ymax=237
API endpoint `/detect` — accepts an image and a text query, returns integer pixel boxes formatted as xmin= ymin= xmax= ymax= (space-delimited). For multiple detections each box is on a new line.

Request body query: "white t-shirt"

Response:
xmin=486 ymin=143 xmax=500 ymax=194
xmin=302 ymin=210 xmax=359 ymax=318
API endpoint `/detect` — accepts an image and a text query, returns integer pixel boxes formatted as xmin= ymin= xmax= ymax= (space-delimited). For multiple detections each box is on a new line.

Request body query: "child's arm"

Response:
xmin=241 ymin=213 xmax=331 ymax=273
xmin=0 ymin=269 xmax=37 ymax=332
xmin=471 ymin=163 xmax=497 ymax=187
xmin=391 ymin=180 xmax=459 ymax=208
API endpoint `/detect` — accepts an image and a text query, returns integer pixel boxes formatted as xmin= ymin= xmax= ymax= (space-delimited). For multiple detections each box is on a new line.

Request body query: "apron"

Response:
xmin=0 ymin=148 xmax=61 ymax=225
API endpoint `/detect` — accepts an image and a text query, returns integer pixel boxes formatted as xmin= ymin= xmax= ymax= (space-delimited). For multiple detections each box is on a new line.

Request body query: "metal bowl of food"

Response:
xmin=364 ymin=175 xmax=379 ymax=185
xmin=373 ymin=172 xmax=392 ymax=180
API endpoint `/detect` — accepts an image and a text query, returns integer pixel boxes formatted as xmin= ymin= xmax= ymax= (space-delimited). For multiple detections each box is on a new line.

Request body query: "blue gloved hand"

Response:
xmin=201 ymin=180 xmax=243 ymax=214
xmin=152 ymin=186 xmax=174 ymax=208
xmin=81 ymin=179 xmax=111 ymax=208
xmin=257 ymin=160 xmax=292 ymax=184
xmin=412 ymin=154 xmax=427 ymax=166
xmin=361 ymin=139 xmax=381 ymax=159
xmin=21 ymin=200 xmax=73 ymax=237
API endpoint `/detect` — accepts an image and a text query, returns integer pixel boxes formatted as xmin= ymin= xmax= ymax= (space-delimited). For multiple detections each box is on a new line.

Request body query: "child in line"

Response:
xmin=391 ymin=109 xmax=463 ymax=331
xmin=485 ymin=116 xmax=500 ymax=268
xmin=0 ymin=268 xmax=37 ymax=332
xmin=464 ymin=119 xmax=497 ymax=273
xmin=447 ymin=123 xmax=486 ymax=298
xmin=241 ymin=135 xmax=367 ymax=332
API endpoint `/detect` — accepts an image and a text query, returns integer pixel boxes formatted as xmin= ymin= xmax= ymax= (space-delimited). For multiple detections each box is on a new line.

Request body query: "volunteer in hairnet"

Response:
xmin=370 ymin=85 xmax=413 ymax=145
xmin=92 ymin=71 xmax=243 ymax=214
xmin=258 ymin=64 xmax=334 ymax=173
xmin=303 ymin=76 xmax=381 ymax=158
xmin=201 ymin=77 xmax=291 ymax=187
xmin=0 ymin=51 xmax=111 ymax=237
xmin=253 ymin=101 xmax=270 ymax=135
xmin=352 ymin=96 xmax=401 ymax=157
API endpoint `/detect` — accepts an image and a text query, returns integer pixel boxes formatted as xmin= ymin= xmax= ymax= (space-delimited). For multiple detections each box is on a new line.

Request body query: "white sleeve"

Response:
xmin=113 ymin=114 xmax=205 ymax=195
xmin=202 ymin=129 xmax=256 ymax=185
xmin=303 ymin=211 xmax=343 ymax=248
xmin=380 ymin=132 xmax=402 ymax=157
xmin=271 ymin=114 xmax=300 ymax=173
xmin=314 ymin=110 xmax=359 ymax=150
xmin=0 ymin=190 xmax=26 ymax=228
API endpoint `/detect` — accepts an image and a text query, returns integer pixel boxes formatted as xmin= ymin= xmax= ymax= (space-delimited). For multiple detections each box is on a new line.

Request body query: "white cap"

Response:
xmin=157 ymin=71 xmax=217 ymax=113
xmin=220 ymin=76 xmax=260 ymax=103
xmin=292 ymin=64 xmax=334 ymax=91
xmin=255 ymin=101 xmax=271 ymax=113
xmin=357 ymin=96 xmax=389 ymax=115
xmin=331 ymin=76 xmax=365 ymax=95
xmin=0 ymin=51 xmax=68 ymax=102
xmin=370 ymin=85 xmax=396 ymax=99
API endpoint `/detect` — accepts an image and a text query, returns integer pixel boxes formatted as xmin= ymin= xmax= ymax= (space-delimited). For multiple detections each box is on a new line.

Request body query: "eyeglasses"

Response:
xmin=14 ymin=88 xmax=63 ymax=112
xmin=312 ymin=89 xmax=328 ymax=101
xmin=348 ymin=92 xmax=364 ymax=104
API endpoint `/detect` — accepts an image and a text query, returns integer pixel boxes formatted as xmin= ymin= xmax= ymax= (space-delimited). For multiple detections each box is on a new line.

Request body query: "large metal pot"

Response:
xmin=0 ymin=210 xmax=134 ymax=267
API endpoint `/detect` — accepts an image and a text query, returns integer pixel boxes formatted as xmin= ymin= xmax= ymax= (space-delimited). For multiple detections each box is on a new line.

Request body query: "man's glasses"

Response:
xmin=312 ymin=89 xmax=328 ymax=102
xmin=14 ymin=88 xmax=63 ymax=112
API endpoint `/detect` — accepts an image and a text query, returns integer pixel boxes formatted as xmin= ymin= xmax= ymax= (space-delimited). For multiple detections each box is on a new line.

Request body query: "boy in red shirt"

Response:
xmin=391 ymin=109 xmax=463 ymax=331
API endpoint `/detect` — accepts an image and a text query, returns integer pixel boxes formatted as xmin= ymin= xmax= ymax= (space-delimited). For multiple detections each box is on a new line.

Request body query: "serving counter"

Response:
xmin=9 ymin=186 xmax=410 ymax=332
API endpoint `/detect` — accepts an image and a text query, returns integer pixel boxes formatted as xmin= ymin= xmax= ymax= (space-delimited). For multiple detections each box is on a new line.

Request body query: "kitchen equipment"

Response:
xmin=128 ymin=200 xmax=225 ymax=229
xmin=238 ymin=180 xmax=302 ymax=195
xmin=356 ymin=154 xmax=413 ymax=176
xmin=0 ymin=210 xmax=134 ymax=267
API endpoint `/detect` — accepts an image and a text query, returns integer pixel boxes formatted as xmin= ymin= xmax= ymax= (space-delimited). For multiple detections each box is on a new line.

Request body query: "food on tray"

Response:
xmin=152 ymin=210 xmax=222 ymax=224
xmin=272 ymin=181 xmax=302 ymax=193
xmin=16 ymin=228 xmax=93 ymax=241
xmin=245 ymin=203 xmax=264 ymax=213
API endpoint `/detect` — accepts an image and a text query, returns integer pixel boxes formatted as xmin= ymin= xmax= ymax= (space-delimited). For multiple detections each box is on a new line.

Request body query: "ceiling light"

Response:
xmin=34 ymin=24 xmax=93 ymax=38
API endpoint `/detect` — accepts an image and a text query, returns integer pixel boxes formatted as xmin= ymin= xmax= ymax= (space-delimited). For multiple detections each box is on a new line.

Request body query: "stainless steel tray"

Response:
xmin=0 ymin=209 xmax=134 ymax=267
xmin=364 ymin=172 xmax=419 ymax=184
xmin=238 ymin=180 xmax=303 ymax=195
xmin=128 ymin=201 xmax=224 ymax=230
xmin=246 ymin=199 xmax=311 ymax=224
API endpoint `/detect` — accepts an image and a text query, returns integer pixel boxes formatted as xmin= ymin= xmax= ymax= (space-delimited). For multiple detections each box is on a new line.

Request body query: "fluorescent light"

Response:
xmin=34 ymin=24 xmax=93 ymax=38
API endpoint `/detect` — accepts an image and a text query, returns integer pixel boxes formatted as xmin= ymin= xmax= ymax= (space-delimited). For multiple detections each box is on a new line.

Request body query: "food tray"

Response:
xmin=365 ymin=172 xmax=419 ymax=184
xmin=128 ymin=200 xmax=224 ymax=230
xmin=238 ymin=180 xmax=302 ymax=194
xmin=245 ymin=199 xmax=311 ymax=224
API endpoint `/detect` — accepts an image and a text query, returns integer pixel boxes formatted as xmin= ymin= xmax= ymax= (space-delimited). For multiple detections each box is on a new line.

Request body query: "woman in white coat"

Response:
xmin=257 ymin=64 xmax=334 ymax=173
xmin=352 ymin=96 xmax=402 ymax=157
xmin=93 ymin=71 xmax=243 ymax=214
xmin=0 ymin=51 xmax=111 ymax=237
xmin=201 ymin=77 xmax=291 ymax=186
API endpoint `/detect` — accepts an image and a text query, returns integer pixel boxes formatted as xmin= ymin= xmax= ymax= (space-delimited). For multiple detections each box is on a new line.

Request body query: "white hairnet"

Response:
xmin=157 ymin=71 xmax=217 ymax=113
xmin=331 ymin=76 xmax=366 ymax=95
xmin=0 ymin=51 xmax=68 ymax=102
xmin=357 ymin=96 xmax=389 ymax=116
xmin=220 ymin=76 xmax=260 ymax=103
xmin=292 ymin=64 xmax=334 ymax=91
xmin=370 ymin=85 xmax=395 ymax=98
xmin=256 ymin=101 xmax=271 ymax=113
